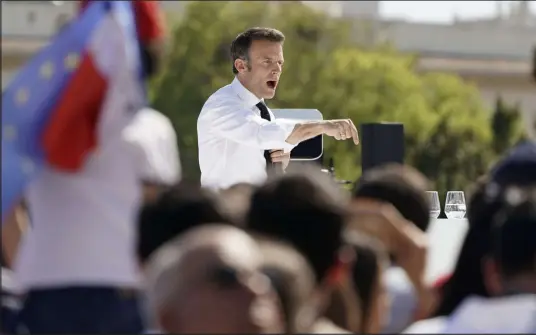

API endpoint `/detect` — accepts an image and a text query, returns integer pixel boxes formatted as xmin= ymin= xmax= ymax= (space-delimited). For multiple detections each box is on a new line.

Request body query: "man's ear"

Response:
xmin=482 ymin=256 xmax=503 ymax=296
xmin=234 ymin=58 xmax=248 ymax=74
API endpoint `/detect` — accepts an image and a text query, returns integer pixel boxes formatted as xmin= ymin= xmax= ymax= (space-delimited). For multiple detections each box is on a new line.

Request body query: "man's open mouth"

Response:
xmin=266 ymin=81 xmax=277 ymax=89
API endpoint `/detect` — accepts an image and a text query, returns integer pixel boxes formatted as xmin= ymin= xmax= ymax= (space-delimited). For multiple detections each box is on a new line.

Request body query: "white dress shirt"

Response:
xmin=197 ymin=77 xmax=297 ymax=190
xmin=15 ymin=108 xmax=180 ymax=290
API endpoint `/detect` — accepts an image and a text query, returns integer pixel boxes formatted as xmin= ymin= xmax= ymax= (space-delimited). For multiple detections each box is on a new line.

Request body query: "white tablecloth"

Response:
xmin=425 ymin=218 xmax=469 ymax=282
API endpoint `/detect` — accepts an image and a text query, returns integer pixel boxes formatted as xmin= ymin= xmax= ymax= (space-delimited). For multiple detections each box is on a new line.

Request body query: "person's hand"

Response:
xmin=348 ymin=198 xmax=428 ymax=287
xmin=270 ymin=150 xmax=291 ymax=170
xmin=324 ymin=119 xmax=360 ymax=145
xmin=348 ymin=198 xmax=436 ymax=319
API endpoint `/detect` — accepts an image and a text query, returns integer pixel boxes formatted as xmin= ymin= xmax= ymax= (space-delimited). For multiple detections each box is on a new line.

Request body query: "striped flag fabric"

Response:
xmin=1 ymin=1 xmax=147 ymax=220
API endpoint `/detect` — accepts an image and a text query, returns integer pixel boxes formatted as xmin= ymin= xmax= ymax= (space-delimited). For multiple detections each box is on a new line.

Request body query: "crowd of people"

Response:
xmin=2 ymin=140 xmax=536 ymax=334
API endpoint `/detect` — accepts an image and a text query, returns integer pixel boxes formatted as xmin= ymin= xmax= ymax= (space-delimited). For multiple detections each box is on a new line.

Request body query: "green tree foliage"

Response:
xmin=151 ymin=1 xmax=503 ymax=195
xmin=491 ymin=97 xmax=525 ymax=156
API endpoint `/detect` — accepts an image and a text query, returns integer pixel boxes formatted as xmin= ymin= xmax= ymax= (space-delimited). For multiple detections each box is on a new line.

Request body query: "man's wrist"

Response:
xmin=285 ymin=121 xmax=328 ymax=145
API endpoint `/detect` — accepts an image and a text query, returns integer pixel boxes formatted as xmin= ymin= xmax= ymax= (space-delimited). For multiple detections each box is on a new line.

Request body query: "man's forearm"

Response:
xmin=285 ymin=121 xmax=327 ymax=145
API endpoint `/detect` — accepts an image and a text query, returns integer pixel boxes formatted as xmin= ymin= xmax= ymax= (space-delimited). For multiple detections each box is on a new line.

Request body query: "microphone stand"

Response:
xmin=322 ymin=158 xmax=353 ymax=186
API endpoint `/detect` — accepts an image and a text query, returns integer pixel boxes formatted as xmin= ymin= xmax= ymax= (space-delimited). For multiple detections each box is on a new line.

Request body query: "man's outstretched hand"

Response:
xmin=324 ymin=119 xmax=360 ymax=144
xmin=284 ymin=119 xmax=360 ymax=146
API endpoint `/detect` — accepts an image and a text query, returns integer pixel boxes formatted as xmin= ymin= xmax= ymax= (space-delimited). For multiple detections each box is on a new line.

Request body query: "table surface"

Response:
xmin=425 ymin=218 xmax=469 ymax=282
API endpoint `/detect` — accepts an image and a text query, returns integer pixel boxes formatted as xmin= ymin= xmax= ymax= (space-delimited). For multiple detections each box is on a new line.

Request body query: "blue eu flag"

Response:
xmin=1 ymin=1 xmax=141 ymax=220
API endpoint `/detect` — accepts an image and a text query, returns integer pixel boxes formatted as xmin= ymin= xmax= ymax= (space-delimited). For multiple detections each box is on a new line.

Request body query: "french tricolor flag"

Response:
xmin=1 ymin=1 xmax=161 ymax=220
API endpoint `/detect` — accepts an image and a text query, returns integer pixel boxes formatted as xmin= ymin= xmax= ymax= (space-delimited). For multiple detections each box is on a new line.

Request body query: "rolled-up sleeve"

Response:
xmin=203 ymin=98 xmax=297 ymax=152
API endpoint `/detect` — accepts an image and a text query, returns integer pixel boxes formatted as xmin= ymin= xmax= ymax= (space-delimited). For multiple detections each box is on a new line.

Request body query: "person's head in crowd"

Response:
xmin=257 ymin=237 xmax=316 ymax=334
xmin=353 ymin=163 xmax=430 ymax=233
xmin=491 ymin=140 xmax=536 ymax=187
xmin=218 ymin=183 xmax=257 ymax=227
xmin=146 ymin=224 xmax=284 ymax=334
xmin=484 ymin=188 xmax=536 ymax=296
xmin=231 ymin=27 xmax=285 ymax=99
xmin=435 ymin=143 xmax=536 ymax=316
xmin=247 ymin=166 xmax=351 ymax=284
xmin=351 ymin=164 xmax=431 ymax=333
xmin=247 ymin=166 xmax=356 ymax=332
xmin=433 ymin=183 xmax=512 ymax=317
xmin=432 ymin=174 xmax=490 ymax=293
xmin=326 ymin=232 xmax=390 ymax=334
xmin=137 ymin=181 xmax=229 ymax=267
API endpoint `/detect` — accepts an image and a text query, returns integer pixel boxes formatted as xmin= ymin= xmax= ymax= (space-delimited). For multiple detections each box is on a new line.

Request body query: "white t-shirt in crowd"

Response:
xmin=15 ymin=108 xmax=180 ymax=290
xmin=197 ymin=77 xmax=297 ymax=190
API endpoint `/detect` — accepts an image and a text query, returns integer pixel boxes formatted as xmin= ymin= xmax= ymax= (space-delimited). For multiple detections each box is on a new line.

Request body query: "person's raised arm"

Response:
xmin=204 ymin=98 xmax=359 ymax=149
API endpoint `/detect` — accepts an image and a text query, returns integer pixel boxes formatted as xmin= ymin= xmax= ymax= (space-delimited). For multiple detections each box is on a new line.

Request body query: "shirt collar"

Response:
xmin=231 ymin=77 xmax=263 ymax=107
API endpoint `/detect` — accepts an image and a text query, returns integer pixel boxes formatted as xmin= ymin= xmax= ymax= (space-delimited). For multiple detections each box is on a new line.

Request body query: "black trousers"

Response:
xmin=18 ymin=286 xmax=144 ymax=334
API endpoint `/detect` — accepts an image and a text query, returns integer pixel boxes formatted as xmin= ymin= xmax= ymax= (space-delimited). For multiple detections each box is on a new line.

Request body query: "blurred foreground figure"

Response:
xmin=247 ymin=166 xmax=357 ymax=333
xmin=14 ymin=1 xmax=180 ymax=333
xmin=406 ymin=187 xmax=536 ymax=333
xmin=146 ymin=224 xmax=284 ymax=334
xmin=351 ymin=164 xmax=434 ymax=333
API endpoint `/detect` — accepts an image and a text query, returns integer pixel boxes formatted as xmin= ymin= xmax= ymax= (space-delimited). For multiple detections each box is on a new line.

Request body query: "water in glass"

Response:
xmin=445 ymin=191 xmax=466 ymax=219
xmin=426 ymin=191 xmax=441 ymax=219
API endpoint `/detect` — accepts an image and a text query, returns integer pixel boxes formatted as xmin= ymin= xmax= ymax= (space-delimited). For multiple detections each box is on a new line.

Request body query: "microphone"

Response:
xmin=268 ymin=150 xmax=284 ymax=175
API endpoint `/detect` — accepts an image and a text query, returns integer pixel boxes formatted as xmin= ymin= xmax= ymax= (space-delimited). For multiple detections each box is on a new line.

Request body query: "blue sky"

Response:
xmin=381 ymin=1 xmax=536 ymax=23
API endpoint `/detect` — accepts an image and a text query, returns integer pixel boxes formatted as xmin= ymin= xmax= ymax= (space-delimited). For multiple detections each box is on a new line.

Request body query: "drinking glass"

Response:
xmin=426 ymin=191 xmax=441 ymax=219
xmin=445 ymin=191 xmax=467 ymax=219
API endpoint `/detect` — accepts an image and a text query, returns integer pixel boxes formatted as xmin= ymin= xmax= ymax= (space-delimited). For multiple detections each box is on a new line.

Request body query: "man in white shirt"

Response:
xmin=15 ymin=107 xmax=180 ymax=333
xmin=12 ymin=1 xmax=177 ymax=332
xmin=198 ymin=27 xmax=360 ymax=190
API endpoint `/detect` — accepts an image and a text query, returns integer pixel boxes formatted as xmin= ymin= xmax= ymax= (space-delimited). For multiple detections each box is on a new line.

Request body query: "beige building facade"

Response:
xmin=417 ymin=55 xmax=535 ymax=133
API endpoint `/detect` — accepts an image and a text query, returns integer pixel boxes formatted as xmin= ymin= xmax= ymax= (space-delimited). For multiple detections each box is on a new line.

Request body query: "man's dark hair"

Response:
xmin=137 ymin=181 xmax=230 ymax=263
xmin=490 ymin=189 xmax=536 ymax=279
xmin=246 ymin=166 xmax=348 ymax=283
xmin=230 ymin=27 xmax=285 ymax=74
xmin=353 ymin=164 xmax=431 ymax=232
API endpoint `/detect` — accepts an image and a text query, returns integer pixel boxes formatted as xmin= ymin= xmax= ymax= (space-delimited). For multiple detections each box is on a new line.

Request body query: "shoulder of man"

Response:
xmin=200 ymin=83 xmax=239 ymax=112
